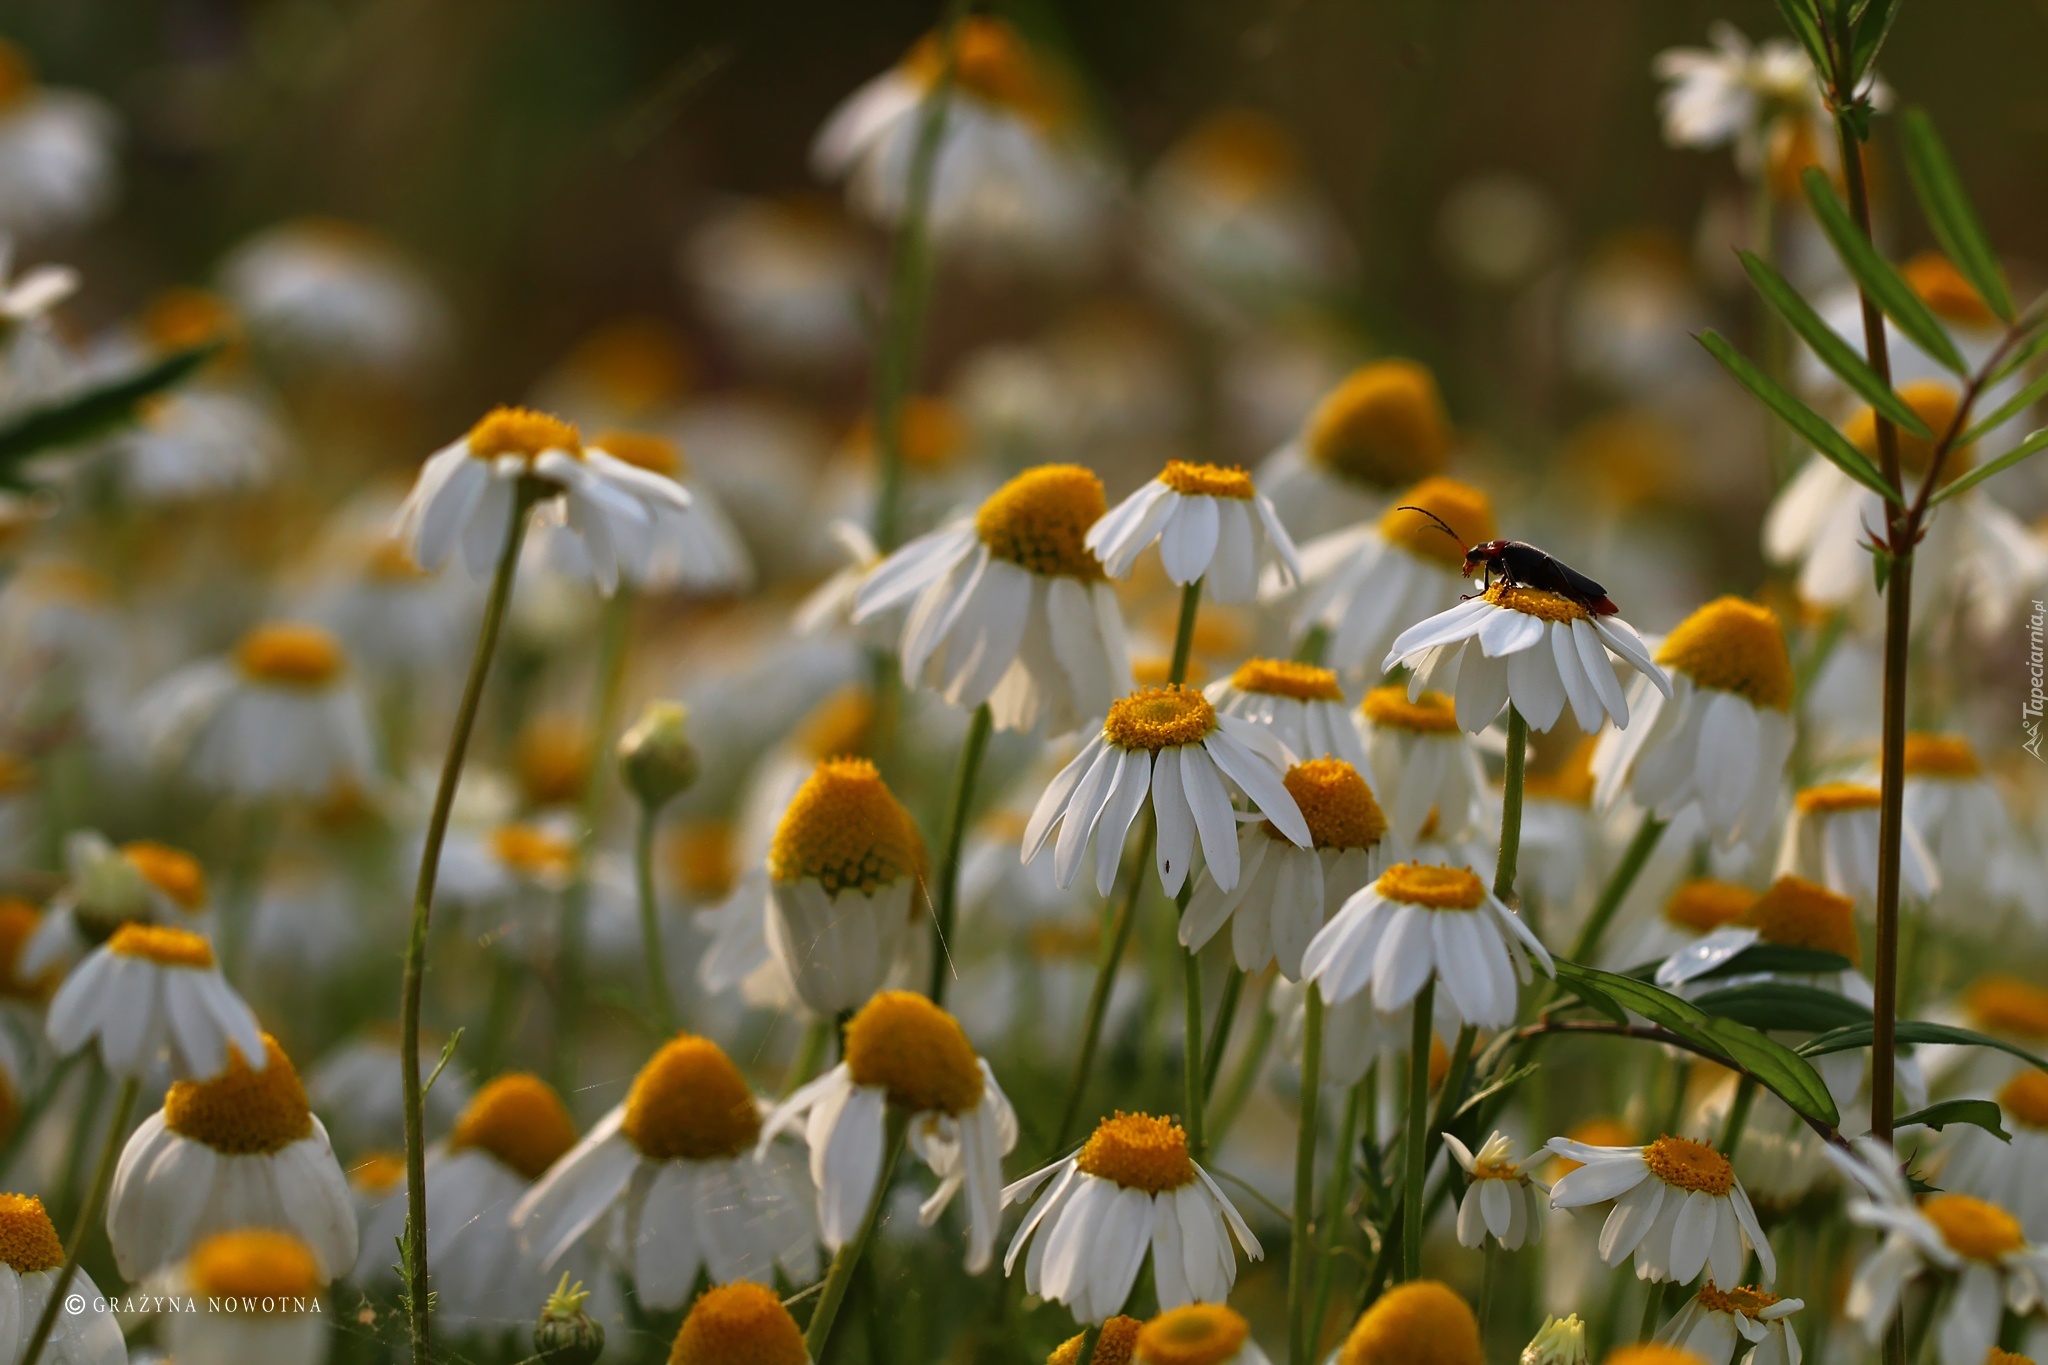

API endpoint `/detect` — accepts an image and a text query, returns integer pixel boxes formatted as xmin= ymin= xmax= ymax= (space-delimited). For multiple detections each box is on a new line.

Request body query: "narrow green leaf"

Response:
xmin=1696 ymin=944 xmax=1858 ymax=981
xmin=1455 ymin=1061 xmax=1541 ymax=1120
xmin=422 ymin=1026 xmax=465 ymax=1097
xmin=1697 ymin=330 xmax=1900 ymax=500
xmin=1739 ymin=251 xmax=1931 ymax=438
xmin=1691 ymin=982 xmax=1873 ymax=1033
xmin=1799 ymin=1020 xmax=2048 ymax=1076
xmin=1990 ymin=317 xmax=2048 ymax=384
xmin=1871 ymin=544 xmax=1893 ymax=595
xmin=1896 ymin=1098 xmax=2010 ymax=1142
xmin=1899 ymin=110 xmax=2015 ymax=323
xmin=1847 ymin=0 xmax=1904 ymax=86
xmin=1772 ymin=0 xmax=1833 ymax=74
xmin=0 ymin=343 xmax=220 ymax=470
xmin=1803 ymin=168 xmax=1971 ymax=374
xmin=1957 ymin=369 xmax=2048 ymax=447
xmin=1929 ymin=426 xmax=2048 ymax=505
xmin=1554 ymin=969 xmax=1628 ymax=1025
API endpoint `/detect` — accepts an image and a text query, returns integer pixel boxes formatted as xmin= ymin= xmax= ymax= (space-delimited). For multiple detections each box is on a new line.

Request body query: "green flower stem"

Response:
xmin=1181 ymin=900 xmax=1205 ymax=1157
xmin=399 ymin=484 xmax=536 ymax=1365
xmin=1287 ymin=985 xmax=1325 ymax=1365
xmin=785 ymin=1017 xmax=832 ymax=1096
xmin=1493 ymin=706 xmax=1528 ymax=903
xmin=804 ymin=1107 xmax=911 ymax=1357
xmin=1169 ymin=580 xmax=1203 ymax=684
xmin=1052 ymin=820 xmax=1154 ymax=1155
xmin=1202 ymin=966 xmax=1245 ymax=1098
xmin=19 ymin=1075 xmax=139 ymax=1365
xmin=1401 ymin=978 xmax=1435 ymax=1283
xmin=1566 ymin=811 xmax=1667 ymax=967
xmin=1308 ymin=1079 xmax=1364 ymax=1352
xmin=1206 ymin=981 xmax=1277 ymax=1148
xmin=633 ymin=800 xmax=675 ymax=1036
xmin=1639 ymin=1280 xmax=1670 ymax=1344
xmin=1719 ymin=1076 xmax=1759 ymax=1160
xmin=1075 ymin=1325 xmax=1101 ymax=1363
xmin=929 ymin=702 xmax=993 ymax=1003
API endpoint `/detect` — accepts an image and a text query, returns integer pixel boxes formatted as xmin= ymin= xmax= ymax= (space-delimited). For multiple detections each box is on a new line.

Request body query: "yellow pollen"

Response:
xmin=1987 ymin=1352 xmax=2036 ymax=1365
xmin=1050 ymin=1316 xmax=1142 ymax=1365
xmin=1338 ymin=1280 xmax=1483 ymax=1365
xmin=1306 ymin=360 xmax=1452 ymax=490
xmin=122 ymin=840 xmax=207 ymax=911
xmin=1922 ymin=1193 xmax=2025 ymax=1261
xmin=108 ymin=923 xmax=215 ymax=969
xmin=0 ymin=901 xmax=56 ymax=1001
xmin=1231 ymin=657 xmax=1344 ymax=702
xmin=1743 ymin=876 xmax=1858 ymax=960
xmin=165 ymin=1036 xmax=314 ymax=1156
xmin=1379 ymin=478 xmax=1497 ymax=570
xmin=793 ymin=686 xmax=875 ymax=762
xmin=1844 ymin=381 xmax=1973 ymax=481
xmin=975 ymin=464 xmax=1109 ymax=580
xmin=1484 ymin=582 xmax=1588 ymax=623
xmin=852 ymin=395 xmax=966 ymax=470
xmin=467 ymin=405 xmax=582 ymax=462
xmin=235 ymin=622 xmax=345 ymax=686
xmin=1525 ymin=737 xmax=1598 ymax=806
xmin=767 ymin=757 xmax=923 ymax=895
xmin=669 ymin=1282 xmax=807 ymax=1365
xmin=564 ymin=317 xmax=694 ymax=413
xmin=1663 ymin=880 xmax=1757 ymax=935
xmin=623 ymin=1035 xmax=761 ymax=1161
xmin=0 ymin=40 xmax=35 ymax=111
xmin=1134 ymin=1304 xmax=1251 ymax=1365
xmin=1276 ymin=759 xmax=1385 ymax=851
xmin=903 ymin=17 xmax=1068 ymax=130
xmin=1695 ymin=1283 xmax=1783 ymax=1318
xmin=1361 ymin=686 xmax=1460 ymax=734
xmin=1903 ymin=733 xmax=1981 ymax=778
xmin=1159 ymin=460 xmax=1255 ymax=500
xmin=1549 ymin=1118 xmax=1635 ymax=1180
xmin=1376 ymin=863 xmax=1486 ymax=911
xmin=1965 ymin=976 xmax=2048 ymax=1040
xmin=1103 ymin=686 xmax=1217 ymax=752
xmin=1995 ymin=1072 xmax=2048 ymax=1131
xmin=1642 ymin=1135 xmax=1735 ymax=1196
xmin=368 ymin=539 xmax=430 ymax=582
xmin=489 ymin=824 xmax=578 ymax=881
xmin=1076 ymin=1112 xmax=1198 ymax=1194
xmin=350 ymin=1151 xmax=407 ymax=1197
xmin=0 ymin=1195 xmax=61 ymax=1274
xmin=594 ymin=429 xmax=685 ymax=478
xmin=516 ymin=715 xmax=591 ymax=808
xmin=1794 ymin=782 xmax=1882 ymax=816
xmin=449 ymin=1073 xmax=578 ymax=1181
xmin=843 ymin=991 xmax=984 ymax=1115
xmin=1470 ymin=1156 xmax=1523 ymax=1182
xmin=1903 ymin=253 xmax=2000 ymax=329
xmin=140 ymin=287 xmax=239 ymax=355
xmin=668 ymin=821 xmax=738 ymax=900
xmin=1178 ymin=109 xmax=1299 ymax=197
xmin=1606 ymin=1349 xmax=1711 ymax=1365
xmin=1655 ymin=598 xmax=1793 ymax=711
xmin=186 ymin=1229 xmax=323 ymax=1301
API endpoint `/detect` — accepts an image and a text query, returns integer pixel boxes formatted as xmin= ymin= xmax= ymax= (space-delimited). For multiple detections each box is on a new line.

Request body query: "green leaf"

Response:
xmin=1928 ymin=426 xmax=2048 ymax=505
xmin=1695 ymin=944 xmax=1858 ymax=981
xmin=422 ymin=1027 xmax=464 ymax=1097
xmin=0 ymin=344 xmax=221 ymax=478
xmin=1847 ymin=0 xmax=1905 ymax=86
xmin=1871 ymin=543 xmax=1893 ymax=594
xmin=1803 ymin=168 xmax=1971 ymax=374
xmin=1697 ymin=330 xmax=1901 ymax=500
xmin=1772 ymin=0 xmax=1834 ymax=75
xmin=1896 ymin=1098 xmax=2011 ymax=1141
xmin=1799 ymin=1020 xmax=2048 ymax=1076
xmin=1739 ymin=250 xmax=1932 ymax=438
xmin=1455 ymin=1061 xmax=1541 ymax=1121
xmin=1691 ymin=982 xmax=1874 ymax=1033
xmin=1957 ymin=369 xmax=2048 ymax=447
xmin=1553 ymin=968 xmax=1628 ymax=1025
xmin=1990 ymin=319 xmax=2048 ymax=385
xmin=1899 ymin=110 xmax=2015 ymax=323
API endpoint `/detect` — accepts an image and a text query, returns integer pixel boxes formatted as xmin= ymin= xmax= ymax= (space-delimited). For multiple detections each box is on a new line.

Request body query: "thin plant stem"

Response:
xmin=1288 ymin=986 xmax=1324 ymax=1365
xmin=1181 ymin=904 xmax=1205 ymax=1157
xmin=1308 ymin=1078 xmax=1364 ymax=1351
xmin=633 ymin=801 xmax=675 ymax=1036
xmin=929 ymin=702 xmax=993 ymax=1003
xmin=803 ymin=1107 xmax=910 ymax=1356
xmin=1566 ymin=812 xmax=1667 ymax=967
xmin=399 ymin=484 xmax=535 ymax=1365
xmin=1207 ymin=982 xmax=1277 ymax=1148
xmin=1402 ymin=979 xmax=1435 ymax=1283
xmin=217 ymin=802 xmax=279 ymax=985
xmin=1493 ymin=706 xmax=1527 ymax=903
xmin=19 ymin=1075 xmax=139 ymax=1365
xmin=1719 ymin=1076 xmax=1759 ymax=1160
xmin=1203 ymin=966 xmax=1245 ymax=1099
xmin=1168 ymin=580 xmax=1202 ymax=683
xmin=0 ymin=1051 xmax=78 ymax=1182
xmin=1638 ymin=1280 xmax=1668 ymax=1344
xmin=50 ymin=1063 xmax=102 ymax=1228
xmin=784 ymin=1018 xmax=831 ymax=1097
xmin=1052 ymin=821 xmax=1154 ymax=1154
xmin=1074 ymin=1325 xmax=1100 ymax=1363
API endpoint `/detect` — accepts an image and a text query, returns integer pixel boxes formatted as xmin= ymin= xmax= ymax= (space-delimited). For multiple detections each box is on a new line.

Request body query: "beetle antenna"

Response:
xmin=1393 ymin=506 xmax=1466 ymax=547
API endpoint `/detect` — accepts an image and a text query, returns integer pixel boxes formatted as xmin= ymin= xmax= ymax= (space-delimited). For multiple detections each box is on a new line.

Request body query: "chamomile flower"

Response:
xmin=585 ymin=431 xmax=755 ymax=592
xmin=1181 ymin=758 xmax=1385 ymax=979
xmin=1284 ymin=478 xmax=1498 ymax=676
xmin=1941 ymin=1070 xmax=2048 ymax=1240
xmin=1049 ymin=1316 xmax=1141 ymax=1365
xmin=1024 ymin=683 xmax=1309 ymax=897
xmin=1657 ymin=874 xmax=1865 ymax=992
xmin=1302 ymin=863 xmax=1554 ymax=1029
xmin=854 ymin=464 xmax=1133 ymax=734
xmin=47 ymin=924 xmax=263 ymax=1081
xmin=1777 ymin=781 xmax=1938 ymax=908
xmin=1087 ymin=460 xmax=1300 ymax=604
xmin=1204 ymin=658 xmax=1367 ymax=773
xmin=139 ymin=622 xmax=377 ymax=800
xmin=1592 ymin=597 xmax=1795 ymax=848
xmin=511 ymin=1034 xmax=817 ymax=1307
xmin=762 ymin=992 xmax=1017 ymax=1272
xmin=0 ymin=1194 xmax=125 ymax=1365
xmin=680 ymin=194 xmax=872 ymax=372
xmin=1545 ymin=1133 xmax=1776 ymax=1286
xmin=217 ymin=217 xmax=449 ymax=379
xmin=107 ymin=1035 xmax=357 ymax=1280
xmin=1902 ymin=734 xmax=2046 ymax=926
xmin=0 ymin=233 xmax=76 ymax=332
xmin=1651 ymin=25 xmax=1816 ymax=169
xmin=1446 ymin=1131 xmax=1550 ymax=1250
xmin=1656 ymin=1284 xmax=1804 ymax=1365
xmin=1335 ymin=1280 xmax=1483 ymax=1365
xmin=1003 ymin=1111 xmax=1262 ymax=1322
xmin=1385 ymin=583 xmax=1669 ymax=735
xmin=162 ymin=1230 xmax=330 ymax=1365
xmin=0 ymin=39 xmax=118 ymax=239
xmin=1131 ymin=1304 xmax=1272 ymax=1365
xmin=1356 ymin=686 xmax=1485 ymax=845
xmin=667 ymin=1282 xmax=807 ymax=1364
xmin=22 ymin=830 xmax=210 ymax=979
xmin=1257 ymin=359 xmax=1454 ymax=542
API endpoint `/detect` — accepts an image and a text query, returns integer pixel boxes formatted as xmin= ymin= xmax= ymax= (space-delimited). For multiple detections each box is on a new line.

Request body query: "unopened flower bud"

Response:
xmin=73 ymin=845 xmax=151 ymax=943
xmin=1522 ymin=1315 xmax=1590 ymax=1365
xmin=618 ymin=701 xmax=697 ymax=811
xmin=533 ymin=1273 xmax=604 ymax=1365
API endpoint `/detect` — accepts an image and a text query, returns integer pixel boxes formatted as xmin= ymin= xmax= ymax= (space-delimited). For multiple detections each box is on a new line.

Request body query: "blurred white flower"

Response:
xmin=680 ymin=195 xmax=872 ymax=370
xmin=0 ymin=39 xmax=118 ymax=238
xmin=218 ymin=217 xmax=449 ymax=378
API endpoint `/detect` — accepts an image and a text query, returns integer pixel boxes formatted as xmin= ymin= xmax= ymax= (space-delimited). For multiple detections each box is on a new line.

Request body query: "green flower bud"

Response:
xmin=534 ymin=1273 xmax=604 ymax=1365
xmin=618 ymin=701 xmax=699 ymax=811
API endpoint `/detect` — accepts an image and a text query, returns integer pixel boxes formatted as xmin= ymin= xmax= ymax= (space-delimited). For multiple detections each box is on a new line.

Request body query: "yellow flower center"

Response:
xmin=122 ymin=840 xmax=208 ymax=911
xmin=350 ymin=1151 xmax=407 ymax=1197
xmin=516 ymin=716 xmax=591 ymax=808
xmin=1075 ymin=1112 xmax=1198 ymax=1194
xmin=235 ymin=622 xmax=345 ymax=687
xmin=622 ymin=1035 xmax=761 ymax=1162
xmin=1231 ymin=657 xmax=1344 ymax=702
xmin=1050 ymin=1316 xmax=1142 ymax=1365
xmin=843 ymin=990 xmax=985 ymax=1115
xmin=594 ymin=429 xmax=686 ymax=478
xmin=1306 ymin=360 xmax=1452 ymax=491
xmin=1276 ymin=759 xmax=1385 ymax=851
xmin=1902 ymin=733 xmax=1981 ymax=778
xmin=0 ymin=901 xmax=55 ymax=1002
xmin=1159 ymin=460 xmax=1255 ymax=500
xmin=1903 ymin=252 xmax=1999 ymax=330
xmin=1986 ymin=1351 xmax=2035 ymax=1365
xmin=975 ymin=464 xmax=1109 ymax=580
xmin=1606 ymin=1349 xmax=1711 ymax=1365
xmin=368 ymin=539 xmax=430 ymax=582
xmin=489 ymin=824 xmax=579 ymax=881
xmin=1655 ymin=598 xmax=1793 ymax=711
xmin=1378 ymin=478 xmax=1497 ymax=570
xmin=1361 ymin=686 xmax=1460 ymax=734
xmin=564 ymin=318 xmax=694 ymax=413
xmin=668 ymin=820 xmax=738 ymax=900
xmin=1663 ymin=880 xmax=1757 ymax=935
xmin=1376 ymin=863 xmax=1485 ymax=911
xmin=766 ymin=757 xmax=923 ymax=895
xmin=1922 ymin=1193 xmax=2025 ymax=1262
xmin=1178 ymin=109 xmax=1298 ymax=197
xmin=0 ymin=40 xmax=35 ymax=111
xmin=851 ymin=395 xmax=966 ymax=470
xmin=0 ymin=1195 xmax=61 ymax=1274
xmin=794 ymin=686 xmax=875 ymax=762
xmin=1134 ymin=1304 xmax=1251 ymax=1365
xmin=1103 ymin=686 xmax=1217 ymax=752
xmin=108 ymin=923 xmax=215 ymax=969
xmin=1470 ymin=1156 xmax=1524 ymax=1183
xmin=1695 ymin=1283 xmax=1784 ymax=1318
xmin=1996 ymin=1072 xmax=2048 ymax=1131
xmin=903 ymin=16 xmax=1068 ymax=130
xmin=669 ymin=1282 xmax=807 ymax=1365
xmin=1965 ymin=976 xmax=2048 ymax=1041
xmin=1525 ymin=737 xmax=1598 ymax=806
xmin=1338 ymin=1280 xmax=1483 ymax=1365
xmin=1794 ymin=782 xmax=1882 ymax=816
xmin=467 ymin=406 xmax=583 ymax=462
xmin=1484 ymin=582 xmax=1587 ymax=623
xmin=448 ymin=1073 xmax=578 ymax=1181
xmin=1742 ymin=876 xmax=1858 ymax=960
xmin=1642 ymin=1135 xmax=1735 ymax=1196
xmin=141 ymin=287 xmax=239 ymax=354
xmin=1844 ymin=381 xmax=1973 ymax=482
xmin=165 ymin=1036 xmax=315 ymax=1156
xmin=186 ymin=1229 xmax=323 ymax=1301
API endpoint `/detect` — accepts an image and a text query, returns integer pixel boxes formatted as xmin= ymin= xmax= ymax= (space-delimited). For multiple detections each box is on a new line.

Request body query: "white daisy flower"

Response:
xmin=1445 ymin=1131 xmax=1549 ymax=1251
xmin=1545 ymin=1133 xmax=1776 ymax=1286
xmin=1657 ymin=1283 xmax=1805 ymax=1365
xmin=22 ymin=830 xmax=211 ymax=980
xmin=1825 ymin=1136 xmax=2048 ymax=1365
xmin=0 ymin=234 xmax=76 ymax=327
xmin=1086 ymin=459 xmax=1300 ymax=604
xmin=0 ymin=1194 xmax=125 ymax=1365
xmin=853 ymin=463 xmax=1133 ymax=735
xmin=1129 ymin=1303 xmax=1273 ymax=1365
xmin=1003 ymin=1110 xmax=1262 ymax=1322
xmin=1592 ymin=597 xmax=1796 ymax=849
xmin=1255 ymin=359 xmax=1454 ymax=544
xmin=511 ymin=1033 xmax=818 ymax=1307
xmin=1385 ymin=581 xmax=1669 ymax=735
xmin=1278 ymin=980 xmax=1463 ymax=1089
xmin=1776 ymin=781 xmax=1938 ymax=909
xmin=1652 ymin=23 xmax=1816 ymax=166
xmin=1656 ymin=874 xmax=1867 ymax=995
xmin=1180 ymin=757 xmax=1385 ymax=980
xmin=392 ymin=405 xmax=692 ymax=597
xmin=1356 ymin=685 xmax=1485 ymax=846
xmin=1301 ymin=862 xmax=1554 ymax=1030
xmin=543 ymin=430 xmax=754 ymax=595
xmin=107 ymin=1034 xmax=358 ymax=1281
xmin=217 ymin=216 xmax=450 ymax=379
xmin=47 ymin=924 xmax=263 ymax=1081
xmin=162 ymin=1230 xmax=331 ymax=1365
xmin=1204 ymin=657 xmax=1367 ymax=774
xmin=1942 ymin=1070 xmax=2048 ymax=1242
xmin=107 ymin=385 xmax=284 ymax=502
xmin=1023 ymin=683 xmax=1310 ymax=898
xmin=0 ymin=39 xmax=118 ymax=239
xmin=761 ymin=992 xmax=1017 ymax=1273
xmin=1901 ymin=733 xmax=2047 ymax=928
xmin=1282 ymin=478 xmax=1497 ymax=676
xmin=680 ymin=194 xmax=873 ymax=371
xmin=297 ymin=516 xmax=482 ymax=681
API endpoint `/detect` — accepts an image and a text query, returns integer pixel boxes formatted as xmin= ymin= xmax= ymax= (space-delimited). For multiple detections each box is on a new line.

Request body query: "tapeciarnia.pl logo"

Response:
xmin=2026 ymin=599 xmax=2046 ymax=762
